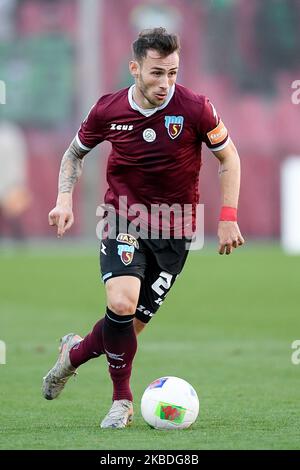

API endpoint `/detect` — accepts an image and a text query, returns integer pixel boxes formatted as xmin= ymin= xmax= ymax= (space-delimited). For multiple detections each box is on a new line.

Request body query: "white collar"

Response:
xmin=128 ymin=84 xmax=175 ymax=117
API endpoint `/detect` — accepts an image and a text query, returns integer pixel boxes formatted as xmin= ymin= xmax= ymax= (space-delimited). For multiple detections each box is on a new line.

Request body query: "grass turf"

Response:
xmin=0 ymin=242 xmax=299 ymax=450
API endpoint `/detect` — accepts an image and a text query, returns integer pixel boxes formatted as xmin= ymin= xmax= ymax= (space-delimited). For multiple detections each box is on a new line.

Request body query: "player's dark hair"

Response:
xmin=132 ymin=27 xmax=180 ymax=62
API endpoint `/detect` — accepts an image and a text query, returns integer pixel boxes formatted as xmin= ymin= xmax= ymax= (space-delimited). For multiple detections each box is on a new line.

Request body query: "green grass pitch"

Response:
xmin=0 ymin=243 xmax=299 ymax=450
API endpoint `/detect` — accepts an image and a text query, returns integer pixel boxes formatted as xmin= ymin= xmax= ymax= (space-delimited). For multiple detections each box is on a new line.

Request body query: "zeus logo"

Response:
xmin=110 ymin=123 xmax=133 ymax=131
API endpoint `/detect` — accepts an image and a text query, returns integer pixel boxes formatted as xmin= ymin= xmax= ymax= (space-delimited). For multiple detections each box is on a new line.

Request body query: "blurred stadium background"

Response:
xmin=1 ymin=0 xmax=300 ymax=451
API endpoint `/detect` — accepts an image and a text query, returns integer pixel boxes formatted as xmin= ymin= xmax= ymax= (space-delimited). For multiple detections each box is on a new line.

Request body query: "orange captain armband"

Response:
xmin=219 ymin=206 xmax=237 ymax=222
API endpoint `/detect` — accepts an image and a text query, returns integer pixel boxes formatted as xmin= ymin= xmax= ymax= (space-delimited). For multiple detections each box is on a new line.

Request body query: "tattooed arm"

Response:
xmin=48 ymin=138 xmax=89 ymax=238
xmin=58 ymin=139 xmax=87 ymax=193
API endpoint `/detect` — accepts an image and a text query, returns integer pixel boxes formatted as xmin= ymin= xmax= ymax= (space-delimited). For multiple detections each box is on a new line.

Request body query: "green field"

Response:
xmin=0 ymin=243 xmax=299 ymax=450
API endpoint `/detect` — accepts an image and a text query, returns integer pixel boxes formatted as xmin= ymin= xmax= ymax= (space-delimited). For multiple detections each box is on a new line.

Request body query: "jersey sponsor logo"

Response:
xmin=116 ymin=233 xmax=139 ymax=249
xmin=165 ymin=115 xmax=184 ymax=139
xmin=110 ymin=123 xmax=133 ymax=131
xmin=117 ymin=244 xmax=135 ymax=265
xmin=143 ymin=128 xmax=156 ymax=142
xmin=207 ymin=120 xmax=228 ymax=145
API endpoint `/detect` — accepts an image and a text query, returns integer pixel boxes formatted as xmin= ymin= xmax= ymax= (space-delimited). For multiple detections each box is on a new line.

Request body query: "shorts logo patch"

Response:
xmin=116 ymin=233 xmax=139 ymax=249
xmin=165 ymin=115 xmax=184 ymax=139
xmin=117 ymin=244 xmax=135 ymax=265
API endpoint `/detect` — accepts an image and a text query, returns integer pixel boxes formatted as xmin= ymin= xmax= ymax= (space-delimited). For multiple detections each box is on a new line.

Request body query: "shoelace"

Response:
xmin=50 ymin=371 xmax=77 ymax=387
xmin=106 ymin=402 xmax=131 ymax=422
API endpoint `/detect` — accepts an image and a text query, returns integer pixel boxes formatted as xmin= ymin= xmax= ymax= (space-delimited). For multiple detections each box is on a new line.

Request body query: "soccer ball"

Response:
xmin=141 ymin=376 xmax=199 ymax=430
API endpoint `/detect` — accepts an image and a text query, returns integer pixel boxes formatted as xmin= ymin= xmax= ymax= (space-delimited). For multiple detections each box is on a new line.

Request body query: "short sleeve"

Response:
xmin=76 ymin=99 xmax=105 ymax=150
xmin=199 ymin=98 xmax=229 ymax=151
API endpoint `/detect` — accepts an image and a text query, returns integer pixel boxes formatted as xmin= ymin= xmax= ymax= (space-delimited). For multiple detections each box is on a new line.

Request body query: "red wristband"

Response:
xmin=219 ymin=206 xmax=237 ymax=221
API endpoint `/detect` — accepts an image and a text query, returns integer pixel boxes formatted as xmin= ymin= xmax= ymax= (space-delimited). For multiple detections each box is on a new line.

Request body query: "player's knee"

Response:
xmin=109 ymin=297 xmax=136 ymax=316
xmin=133 ymin=318 xmax=147 ymax=335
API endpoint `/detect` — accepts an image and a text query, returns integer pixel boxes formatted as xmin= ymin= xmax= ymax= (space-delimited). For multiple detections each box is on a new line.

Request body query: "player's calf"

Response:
xmin=133 ymin=317 xmax=147 ymax=335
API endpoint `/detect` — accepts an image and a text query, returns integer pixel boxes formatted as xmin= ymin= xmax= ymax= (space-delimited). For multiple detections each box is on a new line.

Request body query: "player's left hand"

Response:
xmin=217 ymin=221 xmax=245 ymax=255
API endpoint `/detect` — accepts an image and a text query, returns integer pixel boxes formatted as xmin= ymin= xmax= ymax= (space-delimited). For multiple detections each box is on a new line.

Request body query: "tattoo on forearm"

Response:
xmin=58 ymin=139 xmax=88 ymax=193
xmin=218 ymin=167 xmax=229 ymax=175
xmin=59 ymin=153 xmax=83 ymax=193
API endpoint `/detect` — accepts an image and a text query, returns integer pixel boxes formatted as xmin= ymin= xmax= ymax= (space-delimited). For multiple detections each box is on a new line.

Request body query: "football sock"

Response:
xmin=69 ymin=318 xmax=105 ymax=368
xmin=103 ymin=307 xmax=137 ymax=402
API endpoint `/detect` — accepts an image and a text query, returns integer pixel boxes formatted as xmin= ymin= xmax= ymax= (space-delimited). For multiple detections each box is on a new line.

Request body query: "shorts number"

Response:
xmin=151 ymin=271 xmax=173 ymax=296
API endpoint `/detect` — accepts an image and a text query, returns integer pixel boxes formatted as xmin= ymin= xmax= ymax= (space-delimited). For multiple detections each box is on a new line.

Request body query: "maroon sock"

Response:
xmin=103 ymin=309 xmax=137 ymax=402
xmin=69 ymin=318 xmax=105 ymax=368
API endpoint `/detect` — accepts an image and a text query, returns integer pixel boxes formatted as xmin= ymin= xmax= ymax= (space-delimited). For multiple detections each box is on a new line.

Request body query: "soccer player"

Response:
xmin=42 ymin=28 xmax=244 ymax=428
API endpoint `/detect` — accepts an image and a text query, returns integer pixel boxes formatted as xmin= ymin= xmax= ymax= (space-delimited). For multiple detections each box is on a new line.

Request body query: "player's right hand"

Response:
xmin=48 ymin=205 xmax=74 ymax=238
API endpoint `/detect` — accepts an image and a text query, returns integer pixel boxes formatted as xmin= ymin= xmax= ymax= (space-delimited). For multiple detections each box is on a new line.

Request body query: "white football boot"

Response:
xmin=100 ymin=399 xmax=134 ymax=429
xmin=42 ymin=333 xmax=82 ymax=400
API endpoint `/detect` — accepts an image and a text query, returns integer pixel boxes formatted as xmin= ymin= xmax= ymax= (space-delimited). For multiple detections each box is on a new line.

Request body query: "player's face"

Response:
xmin=130 ymin=50 xmax=179 ymax=108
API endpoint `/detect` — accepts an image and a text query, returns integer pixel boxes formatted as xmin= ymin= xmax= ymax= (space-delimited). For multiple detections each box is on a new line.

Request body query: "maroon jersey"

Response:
xmin=77 ymin=83 xmax=229 ymax=231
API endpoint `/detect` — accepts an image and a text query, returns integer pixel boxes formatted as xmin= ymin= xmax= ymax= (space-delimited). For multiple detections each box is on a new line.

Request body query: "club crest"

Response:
xmin=165 ymin=115 xmax=184 ymax=139
xmin=116 ymin=233 xmax=139 ymax=249
xmin=117 ymin=244 xmax=135 ymax=265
